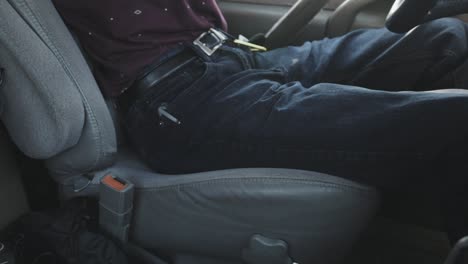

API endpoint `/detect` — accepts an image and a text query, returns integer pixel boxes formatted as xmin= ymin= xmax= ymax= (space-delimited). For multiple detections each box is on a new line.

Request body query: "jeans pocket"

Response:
xmin=134 ymin=58 xmax=206 ymax=106
xmin=125 ymin=59 xmax=207 ymax=137
xmin=169 ymin=62 xmax=217 ymax=107
xmin=152 ymin=62 xmax=217 ymax=127
xmin=131 ymin=60 xmax=217 ymax=143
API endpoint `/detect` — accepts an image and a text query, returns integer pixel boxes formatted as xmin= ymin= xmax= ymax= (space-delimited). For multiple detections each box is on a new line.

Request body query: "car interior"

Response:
xmin=0 ymin=0 xmax=468 ymax=263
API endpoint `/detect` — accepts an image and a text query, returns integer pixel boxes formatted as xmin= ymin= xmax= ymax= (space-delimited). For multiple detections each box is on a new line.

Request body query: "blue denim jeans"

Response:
xmin=126 ymin=18 xmax=468 ymax=208
xmin=125 ymin=17 xmax=468 ymax=239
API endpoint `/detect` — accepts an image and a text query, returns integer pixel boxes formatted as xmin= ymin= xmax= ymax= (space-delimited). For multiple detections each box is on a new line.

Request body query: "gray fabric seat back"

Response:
xmin=0 ymin=0 xmax=117 ymax=184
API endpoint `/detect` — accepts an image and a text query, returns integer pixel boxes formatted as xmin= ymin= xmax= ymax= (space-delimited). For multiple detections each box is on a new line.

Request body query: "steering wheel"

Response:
xmin=263 ymin=0 xmax=329 ymax=49
xmin=386 ymin=0 xmax=437 ymax=33
xmin=386 ymin=0 xmax=468 ymax=33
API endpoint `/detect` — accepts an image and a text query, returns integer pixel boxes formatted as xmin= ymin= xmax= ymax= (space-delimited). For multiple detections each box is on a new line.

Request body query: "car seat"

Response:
xmin=0 ymin=0 xmax=379 ymax=263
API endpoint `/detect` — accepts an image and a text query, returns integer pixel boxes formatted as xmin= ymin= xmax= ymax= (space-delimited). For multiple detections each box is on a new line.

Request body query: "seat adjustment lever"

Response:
xmin=444 ymin=236 xmax=468 ymax=264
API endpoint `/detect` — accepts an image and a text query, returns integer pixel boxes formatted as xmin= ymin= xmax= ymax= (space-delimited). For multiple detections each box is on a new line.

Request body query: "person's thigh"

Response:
xmin=127 ymin=65 xmax=468 ymax=190
xmin=202 ymin=84 xmax=468 ymax=188
xmin=254 ymin=18 xmax=468 ymax=91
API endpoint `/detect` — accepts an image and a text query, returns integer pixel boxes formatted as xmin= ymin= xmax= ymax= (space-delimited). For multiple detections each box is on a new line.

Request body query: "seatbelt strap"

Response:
xmin=0 ymin=68 xmax=5 ymax=115
xmin=0 ymin=68 xmax=4 ymax=87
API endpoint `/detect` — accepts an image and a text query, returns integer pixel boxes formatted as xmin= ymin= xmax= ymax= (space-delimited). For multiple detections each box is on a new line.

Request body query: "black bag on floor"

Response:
xmin=0 ymin=199 xmax=128 ymax=264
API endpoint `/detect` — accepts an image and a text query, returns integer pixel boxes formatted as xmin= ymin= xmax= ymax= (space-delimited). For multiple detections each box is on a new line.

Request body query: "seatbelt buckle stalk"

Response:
xmin=99 ymin=175 xmax=134 ymax=243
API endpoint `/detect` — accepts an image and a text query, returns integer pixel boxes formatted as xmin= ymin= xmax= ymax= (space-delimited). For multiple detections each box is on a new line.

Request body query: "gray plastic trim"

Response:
xmin=327 ymin=0 xmax=380 ymax=37
xmin=265 ymin=0 xmax=329 ymax=48
xmin=220 ymin=0 xmax=296 ymax=6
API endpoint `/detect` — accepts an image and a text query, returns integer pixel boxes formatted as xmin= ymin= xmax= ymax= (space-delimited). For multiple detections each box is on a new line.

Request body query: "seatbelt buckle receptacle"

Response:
xmin=99 ymin=175 xmax=134 ymax=243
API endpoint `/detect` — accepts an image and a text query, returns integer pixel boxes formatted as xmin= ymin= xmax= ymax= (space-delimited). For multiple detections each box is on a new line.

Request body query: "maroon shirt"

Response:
xmin=53 ymin=0 xmax=227 ymax=97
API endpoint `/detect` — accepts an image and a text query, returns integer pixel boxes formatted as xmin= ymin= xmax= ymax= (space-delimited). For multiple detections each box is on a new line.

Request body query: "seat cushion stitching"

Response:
xmin=136 ymin=177 xmax=377 ymax=195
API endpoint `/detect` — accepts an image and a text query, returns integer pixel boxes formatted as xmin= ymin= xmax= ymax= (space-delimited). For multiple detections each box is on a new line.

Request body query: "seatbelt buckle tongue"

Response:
xmin=99 ymin=175 xmax=134 ymax=243
xmin=193 ymin=28 xmax=229 ymax=56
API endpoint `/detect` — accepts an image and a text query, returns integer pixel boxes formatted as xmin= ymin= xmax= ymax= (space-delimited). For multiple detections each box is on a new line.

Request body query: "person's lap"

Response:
xmin=125 ymin=18 xmax=468 ymax=191
xmin=123 ymin=17 xmax=468 ymax=242
xmin=255 ymin=17 xmax=468 ymax=90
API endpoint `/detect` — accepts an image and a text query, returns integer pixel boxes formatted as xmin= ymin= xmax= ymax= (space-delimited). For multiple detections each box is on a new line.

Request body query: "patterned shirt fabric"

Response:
xmin=53 ymin=0 xmax=227 ymax=97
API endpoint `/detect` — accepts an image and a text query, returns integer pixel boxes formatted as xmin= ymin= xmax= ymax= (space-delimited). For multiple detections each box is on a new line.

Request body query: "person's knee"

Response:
xmin=409 ymin=18 xmax=468 ymax=52
xmin=422 ymin=17 xmax=467 ymax=35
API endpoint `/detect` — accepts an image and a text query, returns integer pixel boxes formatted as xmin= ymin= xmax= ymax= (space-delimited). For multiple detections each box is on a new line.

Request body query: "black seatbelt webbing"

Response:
xmin=0 ymin=68 xmax=4 ymax=87
xmin=0 ymin=68 xmax=4 ymax=115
